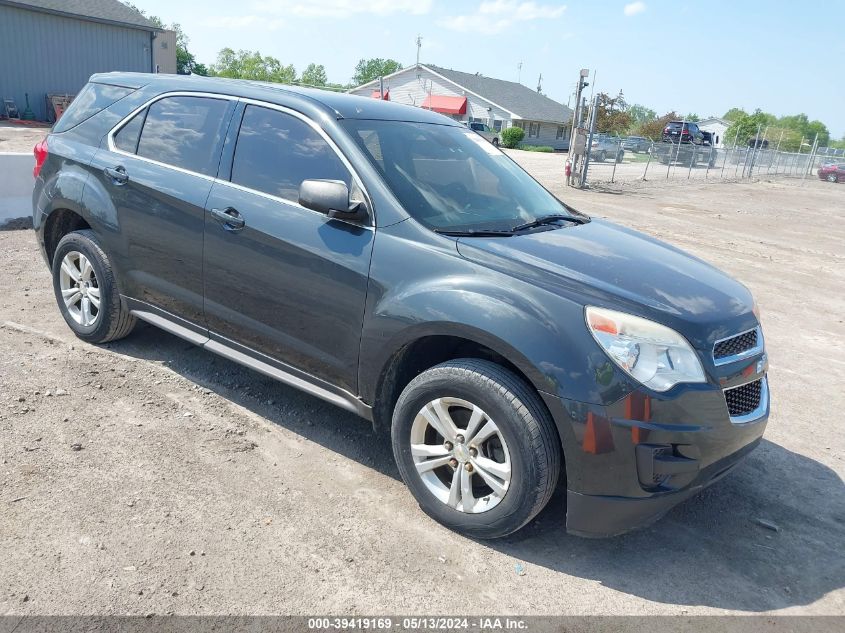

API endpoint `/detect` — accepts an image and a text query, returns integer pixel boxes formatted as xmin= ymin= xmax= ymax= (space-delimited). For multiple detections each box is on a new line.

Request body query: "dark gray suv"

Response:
xmin=32 ymin=73 xmax=769 ymax=538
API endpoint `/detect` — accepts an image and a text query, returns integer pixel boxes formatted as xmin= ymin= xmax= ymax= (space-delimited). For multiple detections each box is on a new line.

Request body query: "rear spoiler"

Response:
xmin=88 ymin=72 xmax=151 ymax=90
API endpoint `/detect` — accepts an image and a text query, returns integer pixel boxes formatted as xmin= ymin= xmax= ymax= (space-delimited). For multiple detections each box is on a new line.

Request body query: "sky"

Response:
xmin=134 ymin=0 xmax=845 ymax=137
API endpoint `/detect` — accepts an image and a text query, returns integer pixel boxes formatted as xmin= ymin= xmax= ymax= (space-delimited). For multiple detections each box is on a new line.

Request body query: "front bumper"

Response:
xmin=540 ymin=367 xmax=769 ymax=537
xmin=565 ymin=436 xmax=761 ymax=537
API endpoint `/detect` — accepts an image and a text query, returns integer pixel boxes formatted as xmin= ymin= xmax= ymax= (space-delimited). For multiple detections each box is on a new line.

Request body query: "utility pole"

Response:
xmin=415 ymin=35 xmax=422 ymax=66
xmin=537 ymin=73 xmax=542 ymax=93
xmin=517 ymin=61 xmax=523 ymax=84
xmin=568 ymin=68 xmax=590 ymax=186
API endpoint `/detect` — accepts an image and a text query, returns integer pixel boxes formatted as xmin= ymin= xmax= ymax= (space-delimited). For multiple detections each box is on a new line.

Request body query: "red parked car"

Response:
xmin=818 ymin=163 xmax=845 ymax=183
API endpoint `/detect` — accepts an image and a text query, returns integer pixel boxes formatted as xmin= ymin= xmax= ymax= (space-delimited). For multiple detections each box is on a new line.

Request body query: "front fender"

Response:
xmin=359 ymin=220 xmax=637 ymax=411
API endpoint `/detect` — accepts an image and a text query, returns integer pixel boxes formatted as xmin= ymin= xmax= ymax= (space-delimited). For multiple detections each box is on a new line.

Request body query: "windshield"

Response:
xmin=342 ymin=119 xmax=583 ymax=232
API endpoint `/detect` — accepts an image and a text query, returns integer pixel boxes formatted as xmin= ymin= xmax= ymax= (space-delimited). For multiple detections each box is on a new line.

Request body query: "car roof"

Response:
xmin=89 ymin=72 xmax=461 ymax=126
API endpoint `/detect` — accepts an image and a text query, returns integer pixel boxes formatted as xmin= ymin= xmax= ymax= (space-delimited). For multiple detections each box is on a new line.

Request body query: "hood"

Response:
xmin=456 ymin=219 xmax=756 ymax=345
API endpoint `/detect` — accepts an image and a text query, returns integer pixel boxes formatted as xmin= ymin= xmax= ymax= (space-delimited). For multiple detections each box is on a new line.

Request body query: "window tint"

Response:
xmin=231 ymin=105 xmax=351 ymax=202
xmin=53 ymin=82 xmax=134 ymax=133
xmin=113 ymin=108 xmax=145 ymax=154
xmin=137 ymin=96 xmax=230 ymax=176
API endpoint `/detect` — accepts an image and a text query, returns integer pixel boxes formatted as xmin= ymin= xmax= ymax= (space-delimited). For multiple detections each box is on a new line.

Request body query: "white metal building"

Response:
xmin=698 ymin=117 xmax=730 ymax=148
xmin=350 ymin=64 xmax=573 ymax=150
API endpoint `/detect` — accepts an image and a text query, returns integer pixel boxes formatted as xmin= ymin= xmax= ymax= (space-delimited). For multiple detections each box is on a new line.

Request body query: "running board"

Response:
xmin=130 ymin=309 xmax=373 ymax=421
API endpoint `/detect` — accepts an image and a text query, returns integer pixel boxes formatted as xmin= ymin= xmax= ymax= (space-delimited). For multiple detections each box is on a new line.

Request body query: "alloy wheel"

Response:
xmin=59 ymin=251 xmax=101 ymax=327
xmin=410 ymin=397 xmax=511 ymax=513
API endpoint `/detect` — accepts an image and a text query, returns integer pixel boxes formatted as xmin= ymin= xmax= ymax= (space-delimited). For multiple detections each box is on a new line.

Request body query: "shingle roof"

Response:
xmin=1 ymin=0 xmax=158 ymax=30
xmin=426 ymin=64 xmax=572 ymax=124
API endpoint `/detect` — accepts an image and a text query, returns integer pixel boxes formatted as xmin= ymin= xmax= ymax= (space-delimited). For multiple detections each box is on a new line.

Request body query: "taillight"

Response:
xmin=33 ymin=137 xmax=48 ymax=178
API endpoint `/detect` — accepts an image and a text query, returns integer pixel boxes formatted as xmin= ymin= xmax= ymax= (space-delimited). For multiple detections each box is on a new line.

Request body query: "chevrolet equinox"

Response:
xmin=32 ymin=74 xmax=769 ymax=538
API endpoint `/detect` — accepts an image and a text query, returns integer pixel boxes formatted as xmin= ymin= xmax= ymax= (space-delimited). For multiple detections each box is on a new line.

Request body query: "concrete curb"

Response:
xmin=0 ymin=152 xmax=34 ymax=229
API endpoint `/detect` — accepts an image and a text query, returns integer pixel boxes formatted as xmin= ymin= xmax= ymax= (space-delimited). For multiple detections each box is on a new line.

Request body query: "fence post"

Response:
xmin=722 ymin=130 xmax=738 ymax=180
xmin=687 ymin=143 xmax=696 ymax=179
xmin=744 ymin=124 xmax=761 ymax=178
xmin=641 ymin=143 xmax=653 ymax=180
xmin=801 ymin=133 xmax=818 ymax=185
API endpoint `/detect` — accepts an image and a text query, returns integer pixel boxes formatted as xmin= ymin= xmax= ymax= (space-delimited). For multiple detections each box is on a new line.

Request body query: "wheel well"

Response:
xmin=372 ymin=335 xmax=544 ymax=433
xmin=44 ymin=209 xmax=90 ymax=266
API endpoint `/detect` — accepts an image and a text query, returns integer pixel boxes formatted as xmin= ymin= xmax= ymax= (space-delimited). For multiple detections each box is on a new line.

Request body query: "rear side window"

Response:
xmin=136 ymin=96 xmax=230 ymax=176
xmin=53 ymin=83 xmax=133 ymax=133
xmin=231 ymin=105 xmax=351 ymax=202
xmin=113 ymin=109 xmax=145 ymax=153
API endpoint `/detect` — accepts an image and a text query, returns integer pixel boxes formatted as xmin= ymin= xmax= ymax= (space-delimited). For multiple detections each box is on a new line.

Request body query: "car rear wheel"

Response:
xmin=52 ymin=230 xmax=136 ymax=344
xmin=492 ymin=138 xmax=499 ymax=147
xmin=598 ymin=150 xmax=607 ymax=162
xmin=391 ymin=359 xmax=561 ymax=539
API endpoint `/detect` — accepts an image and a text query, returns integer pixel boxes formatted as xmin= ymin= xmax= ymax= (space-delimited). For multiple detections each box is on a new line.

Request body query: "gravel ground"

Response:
xmin=0 ymin=122 xmax=48 ymax=153
xmin=1 ymin=159 xmax=844 ymax=616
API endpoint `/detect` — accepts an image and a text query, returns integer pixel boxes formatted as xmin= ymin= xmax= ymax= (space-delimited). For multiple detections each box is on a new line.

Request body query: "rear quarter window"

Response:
xmin=53 ymin=83 xmax=134 ymax=133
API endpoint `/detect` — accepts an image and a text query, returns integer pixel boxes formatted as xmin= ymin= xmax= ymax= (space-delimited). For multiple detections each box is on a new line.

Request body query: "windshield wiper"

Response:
xmin=511 ymin=214 xmax=586 ymax=233
xmin=434 ymin=228 xmax=514 ymax=237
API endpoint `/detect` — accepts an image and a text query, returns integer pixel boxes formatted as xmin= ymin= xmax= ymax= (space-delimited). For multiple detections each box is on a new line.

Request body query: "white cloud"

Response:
xmin=253 ymin=0 xmax=433 ymax=18
xmin=441 ymin=1 xmax=566 ymax=34
xmin=623 ymin=1 xmax=646 ymax=16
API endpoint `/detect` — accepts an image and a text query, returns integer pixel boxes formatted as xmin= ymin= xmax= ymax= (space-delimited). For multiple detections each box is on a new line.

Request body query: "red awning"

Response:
xmin=370 ymin=90 xmax=389 ymax=100
xmin=421 ymin=95 xmax=467 ymax=115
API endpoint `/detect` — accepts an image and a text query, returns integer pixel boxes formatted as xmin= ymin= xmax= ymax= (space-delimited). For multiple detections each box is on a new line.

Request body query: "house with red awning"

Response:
xmin=349 ymin=63 xmax=574 ymax=151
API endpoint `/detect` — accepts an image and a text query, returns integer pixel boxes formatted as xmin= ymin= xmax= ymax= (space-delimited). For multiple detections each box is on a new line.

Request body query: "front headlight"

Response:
xmin=585 ymin=306 xmax=706 ymax=392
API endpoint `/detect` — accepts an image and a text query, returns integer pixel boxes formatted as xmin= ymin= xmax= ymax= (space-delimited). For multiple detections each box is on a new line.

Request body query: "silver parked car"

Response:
xmin=466 ymin=121 xmax=500 ymax=147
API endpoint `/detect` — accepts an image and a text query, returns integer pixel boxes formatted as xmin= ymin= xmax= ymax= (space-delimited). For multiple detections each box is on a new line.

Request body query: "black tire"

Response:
xmin=52 ymin=229 xmax=136 ymax=344
xmin=492 ymin=137 xmax=499 ymax=147
xmin=827 ymin=173 xmax=837 ymax=183
xmin=598 ymin=150 xmax=607 ymax=162
xmin=616 ymin=150 xmax=624 ymax=163
xmin=391 ymin=359 xmax=561 ymax=539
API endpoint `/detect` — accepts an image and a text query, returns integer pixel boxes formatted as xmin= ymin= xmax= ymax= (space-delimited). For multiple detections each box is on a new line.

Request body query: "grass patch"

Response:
xmin=517 ymin=145 xmax=555 ymax=153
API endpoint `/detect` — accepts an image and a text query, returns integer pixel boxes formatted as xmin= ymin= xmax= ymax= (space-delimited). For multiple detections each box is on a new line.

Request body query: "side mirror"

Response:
xmin=298 ymin=179 xmax=368 ymax=222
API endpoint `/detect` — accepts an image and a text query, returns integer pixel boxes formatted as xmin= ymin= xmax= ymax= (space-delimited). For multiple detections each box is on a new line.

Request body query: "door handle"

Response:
xmin=104 ymin=166 xmax=128 ymax=185
xmin=210 ymin=207 xmax=245 ymax=231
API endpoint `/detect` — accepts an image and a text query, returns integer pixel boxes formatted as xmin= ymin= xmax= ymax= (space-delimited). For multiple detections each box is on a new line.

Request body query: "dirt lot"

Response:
xmin=1 ymin=158 xmax=844 ymax=616
xmin=0 ymin=122 xmax=49 ymax=153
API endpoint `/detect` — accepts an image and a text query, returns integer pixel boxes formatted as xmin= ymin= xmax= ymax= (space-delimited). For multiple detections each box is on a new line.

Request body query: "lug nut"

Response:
xmin=444 ymin=441 xmax=453 ymax=451
xmin=465 ymin=463 xmax=474 ymax=473
xmin=469 ymin=446 xmax=478 ymax=457
xmin=449 ymin=458 xmax=458 ymax=468
xmin=455 ymin=434 xmax=465 ymax=444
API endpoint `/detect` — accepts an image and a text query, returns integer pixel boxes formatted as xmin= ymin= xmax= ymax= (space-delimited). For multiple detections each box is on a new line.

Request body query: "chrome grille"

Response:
xmin=714 ymin=329 xmax=758 ymax=360
xmin=724 ymin=379 xmax=763 ymax=417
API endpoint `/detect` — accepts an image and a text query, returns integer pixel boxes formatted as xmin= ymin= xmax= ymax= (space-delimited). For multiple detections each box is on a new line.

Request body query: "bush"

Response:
xmin=501 ymin=126 xmax=524 ymax=148
xmin=518 ymin=145 xmax=554 ymax=152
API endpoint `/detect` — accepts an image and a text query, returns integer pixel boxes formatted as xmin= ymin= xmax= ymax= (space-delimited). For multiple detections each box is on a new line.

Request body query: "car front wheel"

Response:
xmin=52 ymin=229 xmax=136 ymax=344
xmin=492 ymin=138 xmax=499 ymax=147
xmin=391 ymin=359 xmax=561 ymax=538
xmin=828 ymin=173 xmax=838 ymax=182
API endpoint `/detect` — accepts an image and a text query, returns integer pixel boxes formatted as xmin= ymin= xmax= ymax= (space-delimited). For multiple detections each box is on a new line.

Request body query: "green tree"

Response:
xmin=636 ymin=111 xmax=679 ymax=141
xmin=594 ymin=91 xmax=631 ymax=136
xmin=211 ymin=48 xmax=296 ymax=84
xmin=725 ymin=109 xmax=778 ymax=147
xmin=301 ymin=63 xmax=328 ymax=87
xmin=352 ymin=58 xmax=403 ymax=86
xmin=723 ymin=107 xmax=748 ymax=122
xmin=684 ymin=113 xmax=700 ymax=122
xmin=627 ymin=104 xmax=656 ymax=128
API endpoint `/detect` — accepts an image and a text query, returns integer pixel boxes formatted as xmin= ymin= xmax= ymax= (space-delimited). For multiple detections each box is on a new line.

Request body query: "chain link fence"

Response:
xmin=581 ymin=137 xmax=839 ymax=186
